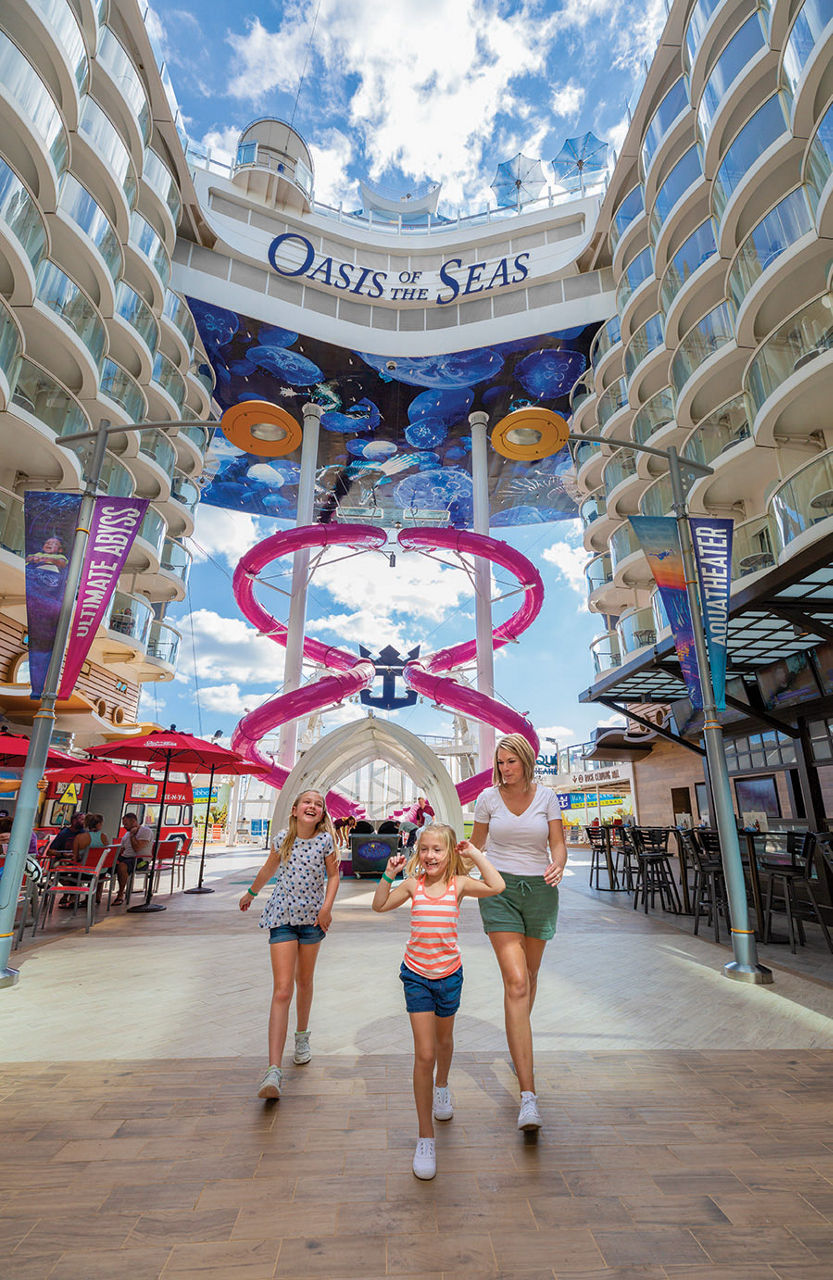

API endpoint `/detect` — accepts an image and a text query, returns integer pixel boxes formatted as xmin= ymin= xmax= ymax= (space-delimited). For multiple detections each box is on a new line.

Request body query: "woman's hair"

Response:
xmin=277 ymin=790 xmax=336 ymax=864
xmin=0 ymin=818 xmax=12 ymax=835
xmin=406 ymin=823 xmax=469 ymax=882
xmin=492 ymin=733 xmax=537 ymax=787
xmin=85 ymin=813 xmax=104 ymax=829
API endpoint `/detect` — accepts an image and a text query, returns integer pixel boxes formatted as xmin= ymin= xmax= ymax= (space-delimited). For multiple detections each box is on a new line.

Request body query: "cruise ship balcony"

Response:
xmin=743 ymin=292 xmax=833 ymax=445
xmin=782 ymin=0 xmax=833 ymax=138
xmin=144 ymin=618 xmax=181 ymax=677
xmin=8 ymin=358 xmax=87 ymax=487
xmin=610 ymin=519 xmax=653 ymax=588
xmin=0 ymin=156 xmax=48 ymax=305
xmin=617 ymin=606 xmax=658 ymax=658
xmin=590 ymin=630 xmax=621 ymax=679
xmin=768 ymin=448 xmax=833 ymax=560
xmin=232 ymin=119 xmax=314 ymax=214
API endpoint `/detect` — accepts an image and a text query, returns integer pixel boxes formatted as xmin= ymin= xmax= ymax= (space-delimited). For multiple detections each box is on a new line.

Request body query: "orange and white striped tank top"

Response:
xmin=403 ymin=876 xmax=461 ymax=979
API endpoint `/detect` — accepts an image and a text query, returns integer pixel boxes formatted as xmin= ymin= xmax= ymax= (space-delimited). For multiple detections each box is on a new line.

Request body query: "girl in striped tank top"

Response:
xmin=372 ymin=823 xmax=504 ymax=1180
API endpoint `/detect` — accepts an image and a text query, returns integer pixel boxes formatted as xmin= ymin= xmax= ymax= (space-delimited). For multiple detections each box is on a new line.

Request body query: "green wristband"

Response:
xmin=380 ymin=873 xmax=393 ymax=884
xmin=246 ymin=887 xmax=257 ymax=897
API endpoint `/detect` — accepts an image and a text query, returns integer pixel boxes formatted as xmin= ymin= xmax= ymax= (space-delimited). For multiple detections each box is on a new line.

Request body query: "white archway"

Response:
xmin=271 ymin=715 xmax=464 ymax=833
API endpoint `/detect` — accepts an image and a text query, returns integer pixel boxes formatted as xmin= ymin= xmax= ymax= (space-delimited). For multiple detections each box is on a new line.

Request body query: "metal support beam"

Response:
xmin=469 ymin=410 xmax=495 ymax=772
xmin=595 ymin=697 xmax=706 ymax=756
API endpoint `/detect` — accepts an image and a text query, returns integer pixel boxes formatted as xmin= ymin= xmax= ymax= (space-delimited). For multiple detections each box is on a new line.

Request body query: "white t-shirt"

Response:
xmin=473 ymin=784 xmax=562 ymax=876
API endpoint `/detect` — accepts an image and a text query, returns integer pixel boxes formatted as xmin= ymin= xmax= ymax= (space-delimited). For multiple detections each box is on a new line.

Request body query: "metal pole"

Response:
xmin=0 ymin=425 xmax=109 ymax=986
xmin=667 ymin=446 xmax=771 ymax=984
xmin=127 ymin=752 xmax=170 ymax=912
xmin=278 ymin=403 xmax=322 ymax=771
xmin=469 ymin=411 xmax=495 ymax=771
xmin=184 ymin=763 xmax=216 ymax=895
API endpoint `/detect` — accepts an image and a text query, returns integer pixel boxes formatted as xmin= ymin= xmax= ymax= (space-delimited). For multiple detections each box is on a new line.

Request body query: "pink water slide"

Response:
xmin=230 ymin=523 xmax=543 ymax=814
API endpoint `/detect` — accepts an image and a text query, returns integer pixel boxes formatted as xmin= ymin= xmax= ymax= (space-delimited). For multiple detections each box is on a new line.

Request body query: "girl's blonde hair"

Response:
xmin=406 ymin=823 xmax=470 ymax=882
xmin=278 ymin=790 xmax=336 ymax=863
xmin=492 ymin=733 xmax=537 ymax=787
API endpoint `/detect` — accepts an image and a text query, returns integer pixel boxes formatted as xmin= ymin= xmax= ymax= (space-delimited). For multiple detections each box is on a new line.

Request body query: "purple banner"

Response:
xmin=59 ymin=496 xmax=149 ymax=698
xmin=24 ymin=492 xmax=83 ymax=698
xmin=690 ymin=517 xmax=733 ymax=712
xmin=629 ymin=516 xmax=702 ymax=709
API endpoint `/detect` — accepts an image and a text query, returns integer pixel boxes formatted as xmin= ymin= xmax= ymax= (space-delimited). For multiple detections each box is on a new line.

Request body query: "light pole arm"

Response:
xmin=566 ymin=432 xmax=714 ymax=479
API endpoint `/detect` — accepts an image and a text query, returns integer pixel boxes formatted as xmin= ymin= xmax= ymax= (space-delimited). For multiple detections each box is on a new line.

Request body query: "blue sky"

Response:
xmin=143 ymin=0 xmax=667 ymax=754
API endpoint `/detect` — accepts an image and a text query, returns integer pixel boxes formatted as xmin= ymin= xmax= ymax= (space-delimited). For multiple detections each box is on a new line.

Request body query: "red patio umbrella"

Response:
xmin=185 ymin=754 xmax=272 ymax=896
xmin=0 ymin=730 xmax=79 ymax=770
xmin=46 ymin=761 xmax=153 ymax=787
xmin=88 ymin=731 xmax=267 ymax=911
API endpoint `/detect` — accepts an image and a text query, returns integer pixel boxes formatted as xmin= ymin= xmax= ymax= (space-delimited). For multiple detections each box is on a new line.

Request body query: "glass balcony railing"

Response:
xmin=171 ymin=472 xmax=200 ymax=513
xmin=639 ymin=474 xmax=674 ymax=518
xmin=0 ymin=487 xmax=25 ymax=557
xmin=659 ymin=218 xmax=717 ymax=314
xmin=97 ymin=27 xmax=151 ymax=143
xmin=624 ymin=313 xmax=664 ymax=381
xmin=147 ymin=618 xmax=181 ymax=665
xmin=585 ymin=553 xmax=613 ymax=594
xmin=769 ymin=450 xmax=833 ymax=552
xmin=233 ymin=142 xmax=314 ymax=199
xmin=29 ymin=0 xmax=89 ymax=92
xmin=177 ymin=423 xmax=210 ymax=453
xmin=0 ymin=30 xmax=68 ymax=175
xmin=78 ymin=97 xmax=137 ymax=209
xmin=129 ymin=211 xmax=171 ymax=288
xmin=610 ymin=520 xmax=641 ymax=569
xmin=683 ymin=394 xmax=750 ymax=467
xmin=58 ymin=173 xmax=122 ymax=280
xmin=11 ymin=358 xmax=89 ymax=437
xmin=633 ymin=385 xmax=675 ymax=445
xmin=603 ymin=449 xmax=638 ymax=497
xmin=190 ymin=358 xmax=215 ymax=396
xmin=590 ymin=314 xmax=622 ymax=370
xmin=0 ymin=297 xmax=23 ymax=391
xmin=803 ymin=101 xmax=833 ymax=212
xmin=616 ymin=245 xmax=654 ymax=313
xmin=697 ymin=11 xmax=767 ymax=145
xmin=610 ymin=185 xmax=644 ymax=255
xmin=744 ymin=294 xmax=833 ymax=420
xmin=572 ymin=437 xmax=600 ymax=472
xmin=142 ymin=149 xmax=182 ymax=227
xmin=652 ymin=587 xmax=671 ymax=633
xmin=115 ymin=280 xmax=159 ymax=354
xmin=732 ymin=514 xmax=776 ymax=576
xmin=36 ymin=260 xmax=106 ymax=369
xmin=570 ymin=374 xmax=594 ymax=414
xmin=618 ymin=607 xmax=658 ymax=655
xmin=96 ymin=452 xmax=133 ymax=498
xmin=139 ymin=427 xmax=176 ymax=478
xmin=783 ymin=0 xmax=833 ymax=99
xmin=162 ymin=290 xmax=196 ymax=348
xmin=712 ymin=94 xmax=789 ymax=221
xmin=136 ymin=506 xmax=165 ymax=557
xmin=670 ymin=300 xmax=736 ymax=398
xmin=152 ymin=351 xmax=186 ymax=412
xmin=649 ymin=146 xmax=703 ymax=242
xmin=684 ymin=0 xmax=725 ymax=66
xmin=727 ymin=187 xmax=812 ymax=312
xmin=106 ymin=589 xmax=152 ymax=646
xmin=642 ymin=78 xmax=689 ymax=176
xmin=100 ymin=358 xmax=146 ymax=422
xmin=0 ymin=157 xmax=47 ymax=273
xmin=580 ymin=490 xmax=606 ymax=528
xmin=598 ymin=377 xmax=629 ymax=429
xmin=161 ymin=538 xmax=192 ymax=585
xmin=590 ymin=630 xmax=621 ymax=676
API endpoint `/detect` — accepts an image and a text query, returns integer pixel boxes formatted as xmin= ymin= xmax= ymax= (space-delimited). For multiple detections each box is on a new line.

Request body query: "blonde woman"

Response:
xmin=240 ymin=790 xmax=339 ymax=1100
xmin=470 ymin=733 xmax=567 ymax=1132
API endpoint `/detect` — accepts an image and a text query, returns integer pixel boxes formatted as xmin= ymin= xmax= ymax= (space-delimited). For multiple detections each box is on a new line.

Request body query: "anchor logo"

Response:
xmin=359 ymin=643 xmax=420 ymax=710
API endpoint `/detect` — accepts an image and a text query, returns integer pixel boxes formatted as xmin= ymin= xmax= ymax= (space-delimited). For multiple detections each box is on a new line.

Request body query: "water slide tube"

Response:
xmin=397 ymin=528 xmax=544 ymax=805
xmin=231 ymin=524 xmax=387 ymax=817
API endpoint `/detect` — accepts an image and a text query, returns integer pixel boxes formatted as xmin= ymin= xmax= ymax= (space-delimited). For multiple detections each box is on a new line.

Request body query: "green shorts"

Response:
xmin=478 ymin=871 xmax=559 ymax=941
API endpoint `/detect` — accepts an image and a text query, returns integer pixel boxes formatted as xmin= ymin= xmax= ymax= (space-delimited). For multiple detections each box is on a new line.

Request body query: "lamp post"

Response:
xmin=0 ymin=417 xmax=209 ymax=988
xmin=568 ymin=429 xmax=771 ymax=984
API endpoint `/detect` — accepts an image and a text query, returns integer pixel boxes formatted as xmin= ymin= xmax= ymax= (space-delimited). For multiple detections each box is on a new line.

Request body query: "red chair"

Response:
xmin=33 ymin=843 xmax=121 ymax=935
xmin=152 ymin=839 xmax=187 ymax=894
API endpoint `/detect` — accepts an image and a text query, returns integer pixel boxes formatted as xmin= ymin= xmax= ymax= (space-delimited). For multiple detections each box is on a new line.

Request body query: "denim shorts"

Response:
xmin=269 ymin=923 xmax=326 ymax=945
xmin=478 ymin=871 xmax=559 ymax=940
xmin=399 ymin=961 xmax=463 ymax=1017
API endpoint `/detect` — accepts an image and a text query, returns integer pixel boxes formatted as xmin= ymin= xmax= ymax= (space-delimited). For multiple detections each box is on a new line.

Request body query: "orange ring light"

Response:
xmin=491 ymin=407 xmax=570 ymax=460
xmin=220 ymin=401 xmax=302 ymax=457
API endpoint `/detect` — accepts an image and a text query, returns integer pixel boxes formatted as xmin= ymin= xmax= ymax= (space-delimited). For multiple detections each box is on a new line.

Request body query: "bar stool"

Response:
xmin=585 ymin=826 xmax=618 ymax=890
xmin=631 ymin=827 xmax=681 ymax=915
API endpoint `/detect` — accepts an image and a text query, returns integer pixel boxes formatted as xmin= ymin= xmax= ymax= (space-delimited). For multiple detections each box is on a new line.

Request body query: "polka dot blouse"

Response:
xmin=259 ymin=829 xmax=334 ymax=929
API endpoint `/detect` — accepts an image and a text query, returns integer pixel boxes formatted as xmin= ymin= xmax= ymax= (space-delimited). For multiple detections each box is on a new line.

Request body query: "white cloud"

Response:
xmin=200 ymin=683 xmax=276 ymax=715
xmin=536 ymin=723 xmax=576 ymax=743
xmin=188 ymin=506 xmax=271 ymax=569
xmin=181 ymin=608 xmax=287 ymax=686
xmin=551 ymin=83 xmax=585 ymax=120
xmin=196 ymin=124 xmax=241 ymax=168
xmin=597 ymin=711 xmax=626 ymax=728
xmin=309 ymin=129 xmax=360 ymax=209
xmin=541 ymin=531 xmax=588 ymax=601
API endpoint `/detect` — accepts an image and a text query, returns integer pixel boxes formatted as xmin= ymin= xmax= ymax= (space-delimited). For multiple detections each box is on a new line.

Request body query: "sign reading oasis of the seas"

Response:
xmin=268 ymin=232 xmax=531 ymax=305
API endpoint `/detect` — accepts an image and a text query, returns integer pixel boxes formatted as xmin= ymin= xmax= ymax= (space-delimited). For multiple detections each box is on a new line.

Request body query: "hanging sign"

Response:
xmin=24 ymin=492 xmax=83 ymax=698
xmin=690 ymin=517 xmax=733 ymax=712
xmin=59 ymin=497 xmax=149 ymax=697
xmin=629 ymin=516 xmax=702 ymax=709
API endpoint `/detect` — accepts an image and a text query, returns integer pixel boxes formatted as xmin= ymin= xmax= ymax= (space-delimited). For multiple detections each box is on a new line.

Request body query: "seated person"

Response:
xmin=0 ymin=817 xmax=39 ymax=859
xmin=114 ymin=812 xmax=152 ymax=905
xmin=48 ymin=812 xmax=86 ymax=860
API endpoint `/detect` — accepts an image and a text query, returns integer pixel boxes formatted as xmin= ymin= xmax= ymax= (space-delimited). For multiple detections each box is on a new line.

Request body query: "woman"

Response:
xmin=470 ymin=733 xmax=567 ymax=1132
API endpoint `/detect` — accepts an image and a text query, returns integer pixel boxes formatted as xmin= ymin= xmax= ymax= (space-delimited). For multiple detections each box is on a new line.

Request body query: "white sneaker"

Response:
xmin=432 ymin=1085 xmax=453 ymax=1121
xmin=517 ymin=1092 xmax=542 ymax=1131
xmin=293 ymin=1030 xmax=311 ymax=1065
xmin=412 ymin=1137 xmax=436 ymax=1180
xmin=257 ymin=1066 xmax=282 ymax=1099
